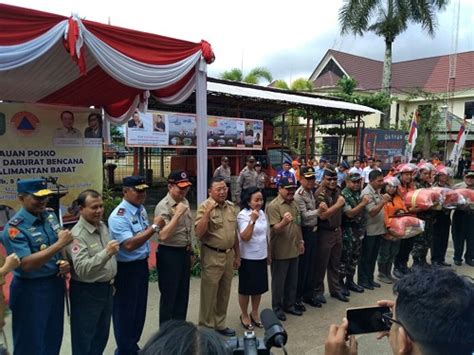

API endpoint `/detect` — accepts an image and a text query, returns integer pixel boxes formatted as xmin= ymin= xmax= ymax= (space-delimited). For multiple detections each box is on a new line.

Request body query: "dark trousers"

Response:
xmin=358 ymin=234 xmax=382 ymax=284
xmin=394 ymin=238 xmax=415 ymax=268
xmin=314 ymin=229 xmax=342 ymax=295
xmin=113 ymin=259 xmax=149 ymax=355
xmin=70 ymin=279 xmax=113 ymax=355
xmin=452 ymin=210 xmax=474 ymax=262
xmin=156 ymin=245 xmax=191 ymax=325
xmin=10 ymin=275 xmax=64 ymax=355
xmin=431 ymin=211 xmax=451 ymax=263
xmin=271 ymin=258 xmax=298 ymax=312
xmin=226 ymin=182 xmax=232 ymax=201
xmin=296 ymin=226 xmax=318 ymax=301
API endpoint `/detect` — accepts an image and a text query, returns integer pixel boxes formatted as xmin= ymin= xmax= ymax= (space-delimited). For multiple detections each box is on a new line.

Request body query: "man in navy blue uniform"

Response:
xmin=1 ymin=178 xmax=73 ymax=355
xmin=108 ymin=176 xmax=163 ymax=354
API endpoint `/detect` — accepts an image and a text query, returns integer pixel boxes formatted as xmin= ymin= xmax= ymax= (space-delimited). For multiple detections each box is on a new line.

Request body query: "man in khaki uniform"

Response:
xmin=154 ymin=171 xmax=193 ymax=325
xmin=267 ymin=176 xmax=304 ymax=321
xmin=236 ymin=156 xmax=258 ymax=203
xmin=67 ymin=189 xmax=119 ymax=355
xmin=294 ymin=167 xmax=325 ymax=310
xmin=195 ymin=176 xmax=238 ymax=336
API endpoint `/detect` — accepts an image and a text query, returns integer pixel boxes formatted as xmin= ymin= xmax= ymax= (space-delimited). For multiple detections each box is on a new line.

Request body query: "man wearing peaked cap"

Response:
xmin=1 ymin=178 xmax=74 ymax=354
xmin=294 ymin=167 xmax=325 ymax=309
xmin=266 ymin=176 xmax=304 ymax=321
xmin=108 ymin=176 xmax=164 ymax=354
xmin=314 ymin=167 xmax=349 ymax=303
xmin=213 ymin=157 xmax=232 ymax=201
xmin=236 ymin=156 xmax=258 ymax=204
xmin=154 ymin=171 xmax=193 ymax=325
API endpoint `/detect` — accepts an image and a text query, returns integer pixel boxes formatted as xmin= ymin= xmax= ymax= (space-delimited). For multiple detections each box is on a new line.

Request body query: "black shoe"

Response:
xmin=369 ymin=280 xmax=381 ymax=288
xmin=346 ymin=281 xmax=364 ymax=293
xmin=433 ymin=261 xmax=451 ymax=267
xmin=274 ymin=309 xmax=286 ymax=321
xmin=315 ymin=294 xmax=327 ymax=304
xmin=330 ymin=292 xmax=349 ymax=302
xmin=303 ymin=297 xmax=322 ymax=308
xmin=393 ymin=268 xmax=404 ymax=279
xmin=453 ymin=259 xmax=462 ymax=266
xmin=466 ymin=259 xmax=474 ymax=267
xmin=341 ymin=287 xmax=350 ymax=297
xmin=359 ymin=282 xmax=374 ymax=290
xmin=295 ymin=302 xmax=306 ymax=312
xmin=283 ymin=307 xmax=303 ymax=316
xmin=216 ymin=327 xmax=236 ymax=337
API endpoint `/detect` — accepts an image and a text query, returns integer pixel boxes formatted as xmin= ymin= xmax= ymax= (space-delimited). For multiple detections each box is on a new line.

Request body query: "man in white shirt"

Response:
xmin=361 ymin=158 xmax=376 ymax=184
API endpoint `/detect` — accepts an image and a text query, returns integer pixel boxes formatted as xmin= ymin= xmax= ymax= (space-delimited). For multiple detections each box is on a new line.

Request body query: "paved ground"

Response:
xmin=3 ymin=240 xmax=473 ymax=354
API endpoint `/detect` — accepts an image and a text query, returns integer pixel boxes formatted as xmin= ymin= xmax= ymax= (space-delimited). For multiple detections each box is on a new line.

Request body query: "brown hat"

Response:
xmin=221 ymin=156 xmax=229 ymax=162
xmin=247 ymin=156 xmax=256 ymax=162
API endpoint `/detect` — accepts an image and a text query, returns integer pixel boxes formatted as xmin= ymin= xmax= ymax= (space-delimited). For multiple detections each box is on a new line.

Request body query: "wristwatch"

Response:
xmin=249 ymin=220 xmax=255 ymax=225
xmin=151 ymin=224 xmax=160 ymax=232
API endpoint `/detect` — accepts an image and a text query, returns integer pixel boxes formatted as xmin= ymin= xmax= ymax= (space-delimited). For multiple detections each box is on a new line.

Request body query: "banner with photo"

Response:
xmin=0 ymin=103 xmax=103 ymax=230
xmin=126 ymin=110 xmax=264 ymax=150
xmin=360 ymin=128 xmax=405 ymax=169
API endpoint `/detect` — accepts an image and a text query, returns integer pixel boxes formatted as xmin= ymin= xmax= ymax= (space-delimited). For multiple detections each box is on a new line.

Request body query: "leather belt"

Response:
xmin=203 ymin=243 xmax=233 ymax=253
xmin=319 ymin=227 xmax=340 ymax=232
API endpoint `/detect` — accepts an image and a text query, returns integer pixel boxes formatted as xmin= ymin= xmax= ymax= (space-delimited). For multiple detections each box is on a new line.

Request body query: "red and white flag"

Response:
xmin=405 ymin=111 xmax=419 ymax=161
xmin=449 ymin=117 xmax=469 ymax=165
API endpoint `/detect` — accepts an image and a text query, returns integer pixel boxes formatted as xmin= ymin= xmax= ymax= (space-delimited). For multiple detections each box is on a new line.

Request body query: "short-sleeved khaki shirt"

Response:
xmin=154 ymin=193 xmax=193 ymax=247
xmin=361 ymin=184 xmax=386 ymax=236
xmin=67 ymin=216 xmax=117 ymax=283
xmin=195 ymin=197 xmax=237 ymax=250
xmin=266 ymin=195 xmax=302 ymax=260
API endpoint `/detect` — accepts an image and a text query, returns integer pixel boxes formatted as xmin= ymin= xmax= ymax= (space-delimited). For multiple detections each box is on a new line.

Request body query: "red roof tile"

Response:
xmin=313 ymin=49 xmax=474 ymax=94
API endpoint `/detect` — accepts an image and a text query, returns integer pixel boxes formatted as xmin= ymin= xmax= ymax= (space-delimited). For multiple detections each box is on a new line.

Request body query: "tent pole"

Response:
xmin=196 ymin=59 xmax=208 ymax=204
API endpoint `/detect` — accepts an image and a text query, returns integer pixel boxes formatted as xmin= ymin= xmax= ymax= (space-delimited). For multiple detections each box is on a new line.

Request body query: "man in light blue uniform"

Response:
xmin=314 ymin=158 xmax=327 ymax=184
xmin=1 ymin=178 xmax=73 ymax=355
xmin=108 ymin=176 xmax=163 ymax=355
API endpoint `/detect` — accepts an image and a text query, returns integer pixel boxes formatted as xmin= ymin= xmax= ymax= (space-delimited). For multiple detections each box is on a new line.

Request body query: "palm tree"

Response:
xmin=339 ymin=0 xmax=448 ymax=128
xmin=219 ymin=67 xmax=273 ymax=85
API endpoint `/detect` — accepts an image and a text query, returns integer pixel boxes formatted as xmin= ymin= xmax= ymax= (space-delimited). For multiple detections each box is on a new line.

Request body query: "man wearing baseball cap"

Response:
xmin=154 ymin=171 xmax=193 ymax=325
xmin=2 ymin=178 xmax=73 ymax=354
xmin=108 ymin=176 xmax=163 ymax=354
xmin=267 ymin=176 xmax=304 ymax=320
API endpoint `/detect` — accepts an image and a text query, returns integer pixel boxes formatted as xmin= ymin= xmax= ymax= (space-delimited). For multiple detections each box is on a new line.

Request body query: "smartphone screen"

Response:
xmin=346 ymin=306 xmax=391 ymax=335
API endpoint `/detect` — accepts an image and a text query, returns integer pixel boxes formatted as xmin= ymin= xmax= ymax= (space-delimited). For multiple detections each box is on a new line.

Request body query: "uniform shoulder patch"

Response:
xmin=116 ymin=208 xmax=125 ymax=216
xmin=8 ymin=217 xmax=23 ymax=226
xmin=8 ymin=227 xmax=20 ymax=240
xmin=71 ymin=243 xmax=81 ymax=254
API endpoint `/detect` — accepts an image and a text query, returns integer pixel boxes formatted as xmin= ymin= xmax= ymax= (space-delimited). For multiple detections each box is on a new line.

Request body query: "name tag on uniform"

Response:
xmin=32 ymin=233 xmax=42 ymax=238
xmin=89 ymin=243 xmax=98 ymax=248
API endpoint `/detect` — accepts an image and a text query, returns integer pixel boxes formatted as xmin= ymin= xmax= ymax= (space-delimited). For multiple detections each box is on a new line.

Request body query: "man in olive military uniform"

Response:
xmin=267 ymin=177 xmax=304 ymax=321
xmin=67 ymin=189 xmax=119 ymax=355
xmin=236 ymin=156 xmax=258 ymax=203
xmin=195 ymin=176 xmax=238 ymax=336
xmin=108 ymin=176 xmax=163 ymax=354
xmin=293 ymin=167 xmax=324 ymax=309
xmin=452 ymin=170 xmax=474 ymax=266
xmin=314 ymin=167 xmax=348 ymax=303
xmin=412 ymin=164 xmax=435 ymax=266
xmin=339 ymin=173 xmax=369 ymax=295
xmin=154 ymin=171 xmax=193 ymax=325
xmin=213 ymin=156 xmax=232 ymax=201
xmin=1 ymin=178 xmax=73 ymax=355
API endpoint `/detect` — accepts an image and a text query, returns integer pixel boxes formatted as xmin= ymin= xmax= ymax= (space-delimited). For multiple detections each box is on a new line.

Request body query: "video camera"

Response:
xmin=226 ymin=309 xmax=288 ymax=355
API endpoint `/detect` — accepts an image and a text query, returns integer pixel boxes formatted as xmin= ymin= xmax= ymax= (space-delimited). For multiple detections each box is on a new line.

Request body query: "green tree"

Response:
xmin=219 ymin=67 xmax=273 ymax=85
xmin=339 ymin=0 xmax=448 ymax=128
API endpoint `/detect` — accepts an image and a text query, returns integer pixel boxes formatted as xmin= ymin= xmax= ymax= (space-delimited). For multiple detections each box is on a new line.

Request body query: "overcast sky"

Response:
xmin=5 ymin=0 xmax=473 ymax=83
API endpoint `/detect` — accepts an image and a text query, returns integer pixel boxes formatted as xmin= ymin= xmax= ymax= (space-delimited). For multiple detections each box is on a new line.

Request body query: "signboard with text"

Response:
xmin=360 ymin=128 xmax=405 ymax=169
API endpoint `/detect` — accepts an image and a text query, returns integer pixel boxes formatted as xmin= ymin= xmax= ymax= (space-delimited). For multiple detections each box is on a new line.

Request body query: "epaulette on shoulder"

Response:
xmin=45 ymin=207 xmax=55 ymax=212
xmin=8 ymin=217 xmax=23 ymax=226
xmin=226 ymin=200 xmax=234 ymax=207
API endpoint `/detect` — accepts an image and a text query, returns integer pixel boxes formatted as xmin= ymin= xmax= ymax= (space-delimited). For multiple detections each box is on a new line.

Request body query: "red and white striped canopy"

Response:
xmin=0 ymin=4 xmax=215 ymax=123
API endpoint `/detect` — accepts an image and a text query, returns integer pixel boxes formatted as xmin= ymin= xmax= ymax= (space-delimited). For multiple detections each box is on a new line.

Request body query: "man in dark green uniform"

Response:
xmin=339 ymin=173 xmax=369 ymax=295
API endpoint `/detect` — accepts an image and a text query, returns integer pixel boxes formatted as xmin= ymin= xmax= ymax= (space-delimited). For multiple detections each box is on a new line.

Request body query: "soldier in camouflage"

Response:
xmin=339 ymin=172 xmax=369 ymax=295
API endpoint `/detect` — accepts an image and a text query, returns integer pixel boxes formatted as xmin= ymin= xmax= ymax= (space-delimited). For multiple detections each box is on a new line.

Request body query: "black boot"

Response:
xmin=346 ymin=276 xmax=364 ymax=293
xmin=377 ymin=263 xmax=392 ymax=284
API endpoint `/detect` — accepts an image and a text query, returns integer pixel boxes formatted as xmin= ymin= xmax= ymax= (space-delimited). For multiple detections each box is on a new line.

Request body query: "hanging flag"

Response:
xmin=449 ymin=117 xmax=469 ymax=166
xmin=404 ymin=110 xmax=419 ymax=162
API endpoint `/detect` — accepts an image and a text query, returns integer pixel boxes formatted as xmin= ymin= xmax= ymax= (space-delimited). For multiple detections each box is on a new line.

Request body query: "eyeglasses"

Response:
xmin=382 ymin=312 xmax=414 ymax=340
xmin=326 ymin=177 xmax=337 ymax=182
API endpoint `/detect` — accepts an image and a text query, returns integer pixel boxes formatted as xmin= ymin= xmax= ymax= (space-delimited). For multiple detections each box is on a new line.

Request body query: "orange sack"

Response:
xmin=404 ymin=188 xmax=442 ymax=211
xmin=388 ymin=216 xmax=425 ymax=239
